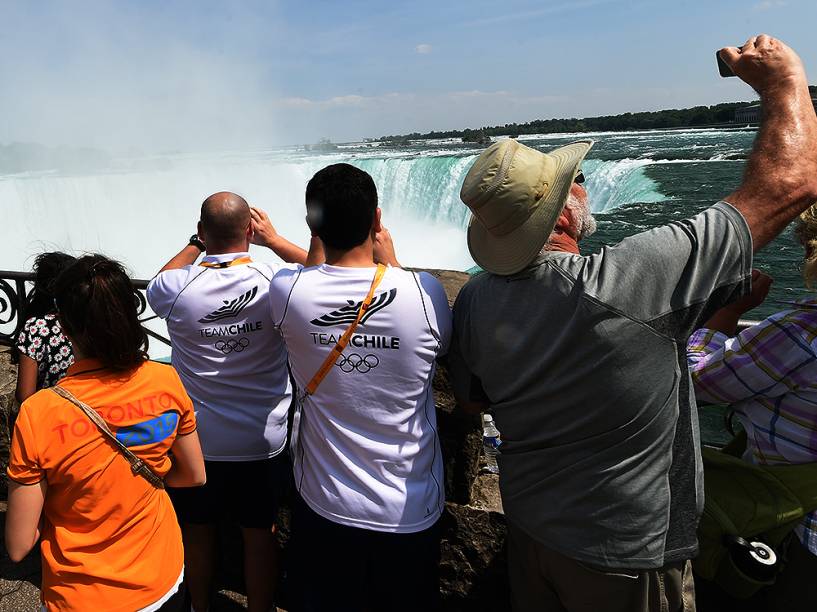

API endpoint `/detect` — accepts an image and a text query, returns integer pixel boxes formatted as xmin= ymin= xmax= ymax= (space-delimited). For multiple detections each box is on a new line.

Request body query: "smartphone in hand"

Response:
xmin=716 ymin=50 xmax=736 ymax=77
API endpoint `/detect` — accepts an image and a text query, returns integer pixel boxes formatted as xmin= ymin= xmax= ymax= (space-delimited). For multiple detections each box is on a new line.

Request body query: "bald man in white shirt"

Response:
xmin=147 ymin=192 xmax=311 ymax=612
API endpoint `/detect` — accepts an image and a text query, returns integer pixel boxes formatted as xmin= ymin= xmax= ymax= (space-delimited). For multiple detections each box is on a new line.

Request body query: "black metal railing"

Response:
xmin=0 ymin=271 xmax=170 ymax=347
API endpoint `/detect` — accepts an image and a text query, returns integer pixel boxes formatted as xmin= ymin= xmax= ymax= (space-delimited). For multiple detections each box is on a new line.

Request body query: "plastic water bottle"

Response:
xmin=482 ymin=413 xmax=501 ymax=474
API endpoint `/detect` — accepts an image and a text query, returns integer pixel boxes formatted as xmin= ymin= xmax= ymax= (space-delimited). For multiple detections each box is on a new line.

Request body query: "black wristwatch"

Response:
xmin=188 ymin=234 xmax=206 ymax=251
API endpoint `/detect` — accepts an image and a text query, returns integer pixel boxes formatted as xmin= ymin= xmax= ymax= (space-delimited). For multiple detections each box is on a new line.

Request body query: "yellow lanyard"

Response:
xmin=199 ymin=256 xmax=252 ymax=269
xmin=303 ymin=264 xmax=387 ymax=397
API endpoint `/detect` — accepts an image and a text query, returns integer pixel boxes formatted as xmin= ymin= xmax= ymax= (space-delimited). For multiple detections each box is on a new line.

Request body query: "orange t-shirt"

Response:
xmin=7 ymin=358 xmax=197 ymax=612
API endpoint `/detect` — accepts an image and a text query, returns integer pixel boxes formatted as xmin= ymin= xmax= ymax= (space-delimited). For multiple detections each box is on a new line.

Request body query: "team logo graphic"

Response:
xmin=198 ymin=286 xmax=258 ymax=324
xmin=116 ymin=413 xmax=179 ymax=447
xmin=215 ymin=337 xmax=250 ymax=354
xmin=311 ymin=289 xmax=397 ymax=327
xmin=335 ymin=353 xmax=379 ymax=373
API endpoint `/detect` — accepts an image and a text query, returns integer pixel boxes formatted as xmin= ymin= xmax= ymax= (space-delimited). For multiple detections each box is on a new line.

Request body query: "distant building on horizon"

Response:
xmin=735 ymin=85 xmax=817 ymax=125
xmin=735 ymin=104 xmax=761 ymax=124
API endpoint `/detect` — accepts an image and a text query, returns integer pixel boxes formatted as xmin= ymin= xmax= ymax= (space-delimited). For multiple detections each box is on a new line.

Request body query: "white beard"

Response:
xmin=579 ymin=210 xmax=597 ymax=239
xmin=567 ymin=194 xmax=597 ymax=240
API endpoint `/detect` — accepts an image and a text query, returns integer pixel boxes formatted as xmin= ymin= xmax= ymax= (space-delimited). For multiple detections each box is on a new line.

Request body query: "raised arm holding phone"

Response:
xmin=448 ymin=34 xmax=817 ymax=612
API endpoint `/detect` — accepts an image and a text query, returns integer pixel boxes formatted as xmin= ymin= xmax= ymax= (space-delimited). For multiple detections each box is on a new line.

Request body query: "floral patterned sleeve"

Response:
xmin=15 ymin=317 xmax=44 ymax=362
xmin=15 ymin=315 xmax=74 ymax=389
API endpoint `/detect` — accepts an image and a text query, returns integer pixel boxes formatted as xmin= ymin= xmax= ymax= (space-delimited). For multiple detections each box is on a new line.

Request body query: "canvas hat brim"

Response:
xmin=467 ymin=140 xmax=593 ymax=275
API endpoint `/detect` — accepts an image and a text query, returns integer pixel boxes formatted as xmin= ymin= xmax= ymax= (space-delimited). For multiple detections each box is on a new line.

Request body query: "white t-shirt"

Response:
xmin=147 ymin=252 xmax=295 ymax=461
xmin=270 ymin=264 xmax=452 ymax=533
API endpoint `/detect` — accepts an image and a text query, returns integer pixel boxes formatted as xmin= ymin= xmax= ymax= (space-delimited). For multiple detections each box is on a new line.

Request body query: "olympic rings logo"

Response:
xmin=215 ymin=337 xmax=250 ymax=354
xmin=335 ymin=353 xmax=379 ymax=374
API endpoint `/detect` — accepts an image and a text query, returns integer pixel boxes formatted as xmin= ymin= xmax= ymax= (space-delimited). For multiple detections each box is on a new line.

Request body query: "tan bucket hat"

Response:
xmin=460 ymin=139 xmax=594 ymax=275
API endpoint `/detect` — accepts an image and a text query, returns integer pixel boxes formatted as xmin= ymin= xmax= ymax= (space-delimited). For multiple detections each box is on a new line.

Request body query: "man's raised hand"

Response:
xmin=250 ymin=206 xmax=279 ymax=249
xmin=374 ymin=227 xmax=401 ymax=268
xmin=250 ymin=206 xmax=310 ymax=265
xmin=719 ymin=35 xmax=806 ymax=95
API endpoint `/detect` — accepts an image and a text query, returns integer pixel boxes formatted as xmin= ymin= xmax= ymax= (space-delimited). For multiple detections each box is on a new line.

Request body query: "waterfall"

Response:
xmin=0 ymin=149 xmax=667 ymax=277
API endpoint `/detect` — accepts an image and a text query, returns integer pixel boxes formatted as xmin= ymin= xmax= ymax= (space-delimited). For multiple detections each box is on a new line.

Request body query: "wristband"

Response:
xmin=188 ymin=234 xmax=206 ymax=251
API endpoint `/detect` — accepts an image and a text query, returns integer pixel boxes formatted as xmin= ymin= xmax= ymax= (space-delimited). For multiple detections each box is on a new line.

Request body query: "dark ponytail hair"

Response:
xmin=23 ymin=251 xmax=76 ymax=320
xmin=54 ymin=254 xmax=148 ymax=371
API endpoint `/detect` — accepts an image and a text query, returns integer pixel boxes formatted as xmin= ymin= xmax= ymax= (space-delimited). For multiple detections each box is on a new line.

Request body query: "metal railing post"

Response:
xmin=0 ymin=271 xmax=170 ymax=347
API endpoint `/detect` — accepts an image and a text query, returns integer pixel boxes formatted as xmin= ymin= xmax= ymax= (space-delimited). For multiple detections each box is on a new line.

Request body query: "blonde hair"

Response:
xmin=795 ymin=203 xmax=817 ymax=288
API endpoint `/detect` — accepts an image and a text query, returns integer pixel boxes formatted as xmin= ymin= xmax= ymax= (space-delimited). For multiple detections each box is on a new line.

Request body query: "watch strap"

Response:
xmin=188 ymin=234 xmax=206 ymax=251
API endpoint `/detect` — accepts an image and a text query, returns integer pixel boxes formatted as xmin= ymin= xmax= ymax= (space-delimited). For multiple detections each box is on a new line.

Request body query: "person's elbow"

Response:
xmin=14 ymin=388 xmax=31 ymax=405
xmin=182 ymin=475 xmax=207 ymax=488
xmin=5 ymin=532 xmax=35 ymax=563
xmin=7 ymin=544 xmax=32 ymax=563
xmin=166 ymin=468 xmax=206 ymax=488
xmin=189 ymin=470 xmax=207 ymax=487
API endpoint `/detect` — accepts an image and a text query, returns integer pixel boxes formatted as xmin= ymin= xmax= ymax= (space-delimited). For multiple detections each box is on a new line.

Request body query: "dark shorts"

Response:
xmin=288 ymin=494 xmax=442 ymax=612
xmin=168 ymin=455 xmax=290 ymax=529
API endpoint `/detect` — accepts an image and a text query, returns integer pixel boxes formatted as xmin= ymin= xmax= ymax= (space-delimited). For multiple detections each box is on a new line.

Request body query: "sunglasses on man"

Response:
xmin=574 ymin=170 xmax=585 ymax=185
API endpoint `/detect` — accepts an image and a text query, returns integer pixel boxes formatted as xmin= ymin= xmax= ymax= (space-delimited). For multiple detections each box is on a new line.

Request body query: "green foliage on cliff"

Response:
xmin=378 ymin=101 xmax=754 ymax=142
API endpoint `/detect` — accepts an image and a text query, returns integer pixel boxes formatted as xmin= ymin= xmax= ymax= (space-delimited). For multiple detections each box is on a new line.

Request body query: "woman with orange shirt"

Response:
xmin=5 ymin=255 xmax=206 ymax=612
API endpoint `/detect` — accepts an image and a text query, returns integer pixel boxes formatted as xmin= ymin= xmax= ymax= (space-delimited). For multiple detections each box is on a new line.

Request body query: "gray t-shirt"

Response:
xmin=448 ymin=201 xmax=752 ymax=569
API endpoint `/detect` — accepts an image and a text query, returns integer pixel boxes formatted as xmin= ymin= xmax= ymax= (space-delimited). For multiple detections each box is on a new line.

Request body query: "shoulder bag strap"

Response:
xmin=302 ymin=264 xmax=387 ymax=398
xmin=51 ymin=385 xmax=165 ymax=489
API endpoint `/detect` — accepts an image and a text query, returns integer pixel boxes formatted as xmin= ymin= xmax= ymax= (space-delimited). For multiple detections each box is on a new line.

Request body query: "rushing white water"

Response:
xmin=583 ymin=158 xmax=664 ymax=213
xmin=0 ymin=150 xmax=667 ymax=278
xmin=0 ymin=156 xmax=474 ymax=277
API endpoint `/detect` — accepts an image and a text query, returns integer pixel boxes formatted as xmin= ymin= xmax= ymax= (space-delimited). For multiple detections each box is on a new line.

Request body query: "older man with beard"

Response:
xmin=447 ymin=35 xmax=817 ymax=612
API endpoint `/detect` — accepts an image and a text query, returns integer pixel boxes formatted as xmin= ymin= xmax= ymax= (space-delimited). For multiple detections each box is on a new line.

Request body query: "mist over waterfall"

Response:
xmin=1 ymin=145 xmax=667 ymax=279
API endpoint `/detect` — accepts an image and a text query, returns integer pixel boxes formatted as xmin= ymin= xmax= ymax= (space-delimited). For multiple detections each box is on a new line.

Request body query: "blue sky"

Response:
xmin=1 ymin=0 xmax=814 ymax=150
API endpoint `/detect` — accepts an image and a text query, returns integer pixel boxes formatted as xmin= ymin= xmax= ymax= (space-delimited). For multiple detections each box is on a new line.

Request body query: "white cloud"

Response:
xmin=415 ymin=44 xmax=433 ymax=54
xmin=277 ymin=97 xmax=316 ymax=109
xmin=327 ymin=95 xmax=368 ymax=107
xmin=753 ymin=0 xmax=786 ymax=10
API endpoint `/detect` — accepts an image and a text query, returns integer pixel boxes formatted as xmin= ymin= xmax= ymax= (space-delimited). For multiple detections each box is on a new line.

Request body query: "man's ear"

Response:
xmin=305 ymin=214 xmax=318 ymax=237
xmin=556 ymin=204 xmax=581 ymax=241
xmin=197 ymin=220 xmax=204 ymax=240
xmin=554 ymin=207 xmax=572 ymax=232
xmin=372 ymin=207 xmax=383 ymax=235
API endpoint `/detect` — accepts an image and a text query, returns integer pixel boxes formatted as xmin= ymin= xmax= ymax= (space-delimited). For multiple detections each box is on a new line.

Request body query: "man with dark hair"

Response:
xmin=305 ymin=162 xmax=379 ymax=249
xmin=147 ymin=191 xmax=310 ymax=612
xmin=448 ymin=36 xmax=817 ymax=612
xmin=265 ymin=163 xmax=452 ymax=611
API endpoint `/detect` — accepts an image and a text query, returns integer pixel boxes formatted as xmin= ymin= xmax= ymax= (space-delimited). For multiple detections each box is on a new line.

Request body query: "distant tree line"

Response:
xmin=377 ymin=101 xmax=758 ymax=143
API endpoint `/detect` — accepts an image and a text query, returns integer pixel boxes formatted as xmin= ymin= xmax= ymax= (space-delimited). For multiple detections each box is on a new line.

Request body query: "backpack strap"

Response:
xmin=302 ymin=264 xmax=387 ymax=398
xmin=51 ymin=385 xmax=165 ymax=489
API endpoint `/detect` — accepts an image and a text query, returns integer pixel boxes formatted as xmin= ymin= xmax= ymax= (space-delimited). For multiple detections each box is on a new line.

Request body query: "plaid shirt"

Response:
xmin=687 ymin=302 xmax=817 ymax=557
